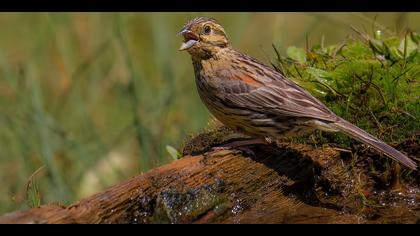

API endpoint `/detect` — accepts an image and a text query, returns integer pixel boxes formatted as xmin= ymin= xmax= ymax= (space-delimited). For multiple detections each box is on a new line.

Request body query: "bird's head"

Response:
xmin=178 ymin=17 xmax=230 ymax=59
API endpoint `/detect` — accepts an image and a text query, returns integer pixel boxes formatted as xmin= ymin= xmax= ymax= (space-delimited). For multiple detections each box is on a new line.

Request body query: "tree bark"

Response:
xmin=0 ymin=132 xmax=418 ymax=224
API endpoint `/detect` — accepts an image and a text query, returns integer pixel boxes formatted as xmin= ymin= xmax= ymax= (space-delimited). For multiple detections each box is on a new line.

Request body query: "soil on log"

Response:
xmin=0 ymin=129 xmax=419 ymax=224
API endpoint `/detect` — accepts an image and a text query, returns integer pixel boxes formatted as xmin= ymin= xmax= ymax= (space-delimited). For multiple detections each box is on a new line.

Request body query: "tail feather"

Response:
xmin=331 ymin=119 xmax=417 ymax=170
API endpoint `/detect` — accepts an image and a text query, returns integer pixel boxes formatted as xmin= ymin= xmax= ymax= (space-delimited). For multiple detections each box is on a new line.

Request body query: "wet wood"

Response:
xmin=0 ymin=135 xmax=418 ymax=224
xmin=0 ymin=141 xmax=353 ymax=224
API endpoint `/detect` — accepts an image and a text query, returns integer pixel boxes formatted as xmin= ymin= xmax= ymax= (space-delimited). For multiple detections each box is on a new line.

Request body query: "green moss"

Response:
xmin=151 ymin=181 xmax=226 ymax=223
xmin=275 ymin=30 xmax=420 ymax=146
xmin=341 ymin=42 xmax=373 ymax=59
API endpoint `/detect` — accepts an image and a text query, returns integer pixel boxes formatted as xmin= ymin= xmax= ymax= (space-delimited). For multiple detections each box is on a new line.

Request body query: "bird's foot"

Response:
xmin=206 ymin=138 xmax=267 ymax=157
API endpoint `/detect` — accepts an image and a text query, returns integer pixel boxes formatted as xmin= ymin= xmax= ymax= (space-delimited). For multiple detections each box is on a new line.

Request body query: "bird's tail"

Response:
xmin=330 ymin=118 xmax=417 ymax=170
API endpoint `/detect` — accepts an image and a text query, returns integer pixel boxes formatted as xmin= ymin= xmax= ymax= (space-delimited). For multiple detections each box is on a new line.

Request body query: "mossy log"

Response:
xmin=0 ymin=131 xmax=419 ymax=224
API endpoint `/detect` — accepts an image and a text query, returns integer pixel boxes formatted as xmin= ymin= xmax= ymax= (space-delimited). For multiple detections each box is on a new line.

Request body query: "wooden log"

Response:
xmin=0 ymin=131 xmax=418 ymax=224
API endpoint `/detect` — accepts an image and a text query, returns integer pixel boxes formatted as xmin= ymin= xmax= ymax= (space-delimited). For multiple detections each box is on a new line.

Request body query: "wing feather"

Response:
xmin=213 ymin=65 xmax=338 ymax=123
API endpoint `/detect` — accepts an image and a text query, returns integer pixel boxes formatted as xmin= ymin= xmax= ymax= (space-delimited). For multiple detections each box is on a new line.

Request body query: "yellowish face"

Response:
xmin=178 ymin=17 xmax=229 ymax=57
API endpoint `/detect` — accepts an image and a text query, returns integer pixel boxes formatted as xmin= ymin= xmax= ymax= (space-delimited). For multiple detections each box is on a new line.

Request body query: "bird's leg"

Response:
xmin=208 ymin=138 xmax=267 ymax=157
xmin=227 ymin=138 xmax=268 ymax=147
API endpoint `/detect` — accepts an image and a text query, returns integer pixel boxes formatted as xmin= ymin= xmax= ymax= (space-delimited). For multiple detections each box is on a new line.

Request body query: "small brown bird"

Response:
xmin=178 ymin=17 xmax=417 ymax=170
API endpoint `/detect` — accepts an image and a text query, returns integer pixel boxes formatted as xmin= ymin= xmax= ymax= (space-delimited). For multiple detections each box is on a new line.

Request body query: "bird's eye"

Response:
xmin=203 ymin=25 xmax=211 ymax=35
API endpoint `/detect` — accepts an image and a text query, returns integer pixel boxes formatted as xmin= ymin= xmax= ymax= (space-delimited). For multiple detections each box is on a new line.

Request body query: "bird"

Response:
xmin=177 ymin=16 xmax=417 ymax=170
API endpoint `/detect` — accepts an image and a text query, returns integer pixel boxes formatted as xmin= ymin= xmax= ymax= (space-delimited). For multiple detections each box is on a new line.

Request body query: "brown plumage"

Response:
xmin=178 ymin=17 xmax=417 ymax=170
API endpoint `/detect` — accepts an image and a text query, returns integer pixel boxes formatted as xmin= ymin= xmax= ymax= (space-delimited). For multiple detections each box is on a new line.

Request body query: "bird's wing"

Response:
xmin=213 ymin=66 xmax=338 ymax=123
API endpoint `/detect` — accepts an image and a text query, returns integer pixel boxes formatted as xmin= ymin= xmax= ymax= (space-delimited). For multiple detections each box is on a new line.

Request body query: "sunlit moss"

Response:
xmin=275 ymin=30 xmax=420 ymax=146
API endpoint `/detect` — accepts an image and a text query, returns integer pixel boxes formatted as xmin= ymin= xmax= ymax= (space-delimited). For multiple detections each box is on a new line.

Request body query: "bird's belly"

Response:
xmin=208 ymin=104 xmax=270 ymax=137
xmin=198 ymin=92 xmax=293 ymax=138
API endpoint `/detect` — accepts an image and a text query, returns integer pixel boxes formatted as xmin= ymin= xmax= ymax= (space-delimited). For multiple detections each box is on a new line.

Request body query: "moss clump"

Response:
xmin=273 ymin=29 xmax=420 ymax=146
xmin=152 ymin=181 xmax=225 ymax=223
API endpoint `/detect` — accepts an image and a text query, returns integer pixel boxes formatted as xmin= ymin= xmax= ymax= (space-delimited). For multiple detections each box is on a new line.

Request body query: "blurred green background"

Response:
xmin=0 ymin=12 xmax=419 ymax=214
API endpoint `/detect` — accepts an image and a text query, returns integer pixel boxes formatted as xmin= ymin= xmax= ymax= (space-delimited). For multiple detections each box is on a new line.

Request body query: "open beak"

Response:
xmin=177 ymin=29 xmax=199 ymax=51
